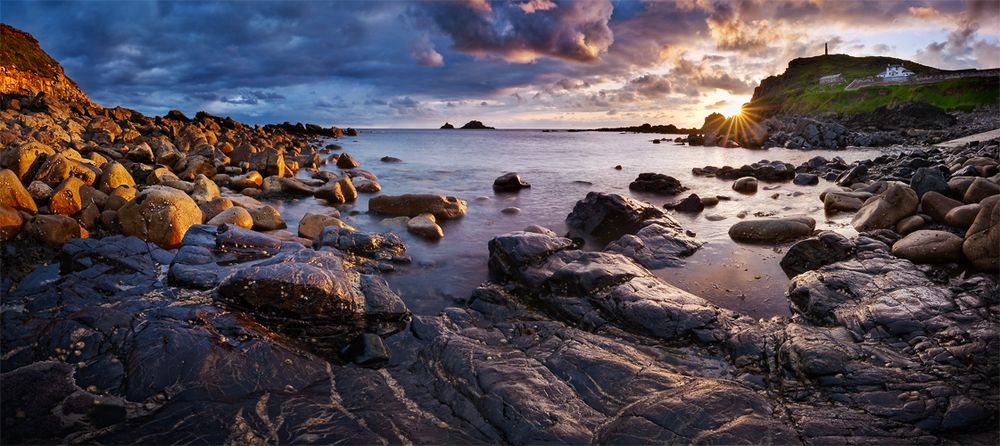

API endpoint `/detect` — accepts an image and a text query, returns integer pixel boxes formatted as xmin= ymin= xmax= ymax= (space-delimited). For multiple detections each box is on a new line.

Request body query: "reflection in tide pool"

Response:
xmin=276 ymin=129 xmax=903 ymax=318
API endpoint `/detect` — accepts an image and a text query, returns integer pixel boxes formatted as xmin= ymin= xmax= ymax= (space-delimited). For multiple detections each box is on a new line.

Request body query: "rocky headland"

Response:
xmin=1 ymin=24 xmax=998 ymax=445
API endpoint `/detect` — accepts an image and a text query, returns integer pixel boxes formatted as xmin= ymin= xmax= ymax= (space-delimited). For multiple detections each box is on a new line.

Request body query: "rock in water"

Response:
xmin=963 ymin=195 xmax=999 ymax=271
xmin=118 ymin=186 xmax=202 ymax=248
xmin=732 ymin=177 xmax=758 ymax=193
xmin=369 ymin=194 xmax=467 ymax=219
xmin=780 ymin=231 xmax=855 ymax=277
xmin=793 ymin=173 xmax=819 ymax=186
xmin=851 ymin=183 xmax=918 ymax=231
xmin=891 ymin=230 xmax=964 ymax=263
xmin=835 ymin=163 xmax=868 ymax=186
xmin=336 ymin=153 xmax=360 ymax=169
xmin=728 ymin=217 xmax=815 ymax=243
xmin=407 ymin=213 xmax=444 ymax=239
xmin=565 ymin=192 xmax=668 ymax=240
xmin=493 ymin=172 xmax=531 ymax=192
xmin=247 ymin=205 xmax=286 ymax=231
xmin=628 ymin=173 xmax=687 ymax=195
xmin=665 ymin=194 xmax=704 ymax=213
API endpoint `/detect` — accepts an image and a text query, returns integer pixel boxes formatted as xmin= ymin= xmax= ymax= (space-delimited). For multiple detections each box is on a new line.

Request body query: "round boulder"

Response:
xmin=963 ymin=195 xmax=999 ymax=271
xmin=851 ymin=183 xmax=918 ymax=231
xmin=732 ymin=177 xmax=758 ymax=194
xmin=369 ymin=194 xmax=467 ymax=219
xmin=118 ymin=185 xmax=203 ymax=248
xmin=891 ymin=229 xmax=964 ymax=263
xmin=407 ymin=213 xmax=444 ymax=239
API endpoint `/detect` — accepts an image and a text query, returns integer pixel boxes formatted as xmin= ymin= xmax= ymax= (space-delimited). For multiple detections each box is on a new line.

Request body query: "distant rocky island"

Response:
xmin=576 ymin=123 xmax=700 ymax=134
xmin=440 ymin=120 xmax=495 ymax=130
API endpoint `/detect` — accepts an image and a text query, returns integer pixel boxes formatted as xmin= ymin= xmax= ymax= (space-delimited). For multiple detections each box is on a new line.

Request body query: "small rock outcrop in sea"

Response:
xmin=439 ymin=122 xmax=455 ymax=129
xmin=692 ymin=160 xmax=795 ymax=182
xmin=458 ymin=120 xmax=495 ymax=129
xmin=628 ymin=172 xmax=687 ymax=195
xmin=492 ymin=172 xmax=531 ymax=192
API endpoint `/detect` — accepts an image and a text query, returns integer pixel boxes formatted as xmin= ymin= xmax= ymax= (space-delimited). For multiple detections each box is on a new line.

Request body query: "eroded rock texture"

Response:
xmin=2 ymin=203 xmax=997 ymax=445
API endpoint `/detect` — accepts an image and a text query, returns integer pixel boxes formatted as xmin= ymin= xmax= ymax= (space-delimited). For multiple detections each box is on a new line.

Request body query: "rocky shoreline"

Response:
xmin=2 ymin=87 xmax=999 ymax=444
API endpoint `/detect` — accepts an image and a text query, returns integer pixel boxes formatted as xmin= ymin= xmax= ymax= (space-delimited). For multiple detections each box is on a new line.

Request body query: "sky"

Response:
xmin=4 ymin=0 xmax=999 ymax=128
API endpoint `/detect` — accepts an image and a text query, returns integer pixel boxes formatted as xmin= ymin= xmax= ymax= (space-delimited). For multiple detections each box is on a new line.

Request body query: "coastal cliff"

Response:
xmin=0 ymin=24 xmax=91 ymax=104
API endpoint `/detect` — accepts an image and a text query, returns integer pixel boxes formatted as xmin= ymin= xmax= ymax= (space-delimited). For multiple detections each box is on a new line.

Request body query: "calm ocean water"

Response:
xmin=274 ymin=129 xmax=897 ymax=319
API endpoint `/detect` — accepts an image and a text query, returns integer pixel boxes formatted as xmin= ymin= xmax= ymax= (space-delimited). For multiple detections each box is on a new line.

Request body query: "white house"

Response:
xmin=878 ymin=64 xmax=914 ymax=81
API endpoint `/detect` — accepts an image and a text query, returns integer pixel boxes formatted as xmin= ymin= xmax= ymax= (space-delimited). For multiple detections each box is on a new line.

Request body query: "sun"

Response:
xmin=721 ymin=102 xmax=746 ymax=119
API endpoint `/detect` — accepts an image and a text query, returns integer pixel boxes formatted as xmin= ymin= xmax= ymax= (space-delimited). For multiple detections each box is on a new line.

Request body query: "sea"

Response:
xmin=274 ymin=129 xmax=902 ymax=319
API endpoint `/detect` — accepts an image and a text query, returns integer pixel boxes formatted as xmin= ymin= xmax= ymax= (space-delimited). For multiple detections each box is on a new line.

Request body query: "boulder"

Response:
xmin=32 ymin=153 xmax=99 ymax=186
xmin=895 ymin=215 xmax=927 ymax=235
xmin=298 ymin=212 xmax=353 ymax=240
xmin=26 ymin=181 xmax=53 ymax=203
xmin=823 ymin=192 xmax=865 ymax=212
xmin=963 ymin=195 xmax=999 ymax=271
xmin=249 ymin=149 xmax=285 ymax=177
xmin=835 ymin=164 xmax=868 ymax=186
xmin=353 ymin=177 xmax=381 ymax=193
xmin=2 ymin=142 xmax=54 ymax=181
xmin=793 ymin=173 xmax=819 ymax=186
xmin=97 ymin=162 xmax=135 ymax=194
xmin=26 ymin=214 xmax=87 ymax=246
xmin=316 ymin=227 xmax=406 ymax=258
xmin=380 ymin=156 xmax=402 ymax=163
xmin=314 ymin=177 xmax=357 ymax=204
xmin=944 ymin=204 xmax=981 ymax=229
xmin=177 ymin=155 xmax=216 ymax=181
xmin=206 ymin=206 xmax=254 ymax=229
xmin=920 ymin=191 xmax=963 ymax=223
xmin=199 ymin=197 xmax=234 ymax=222
xmin=337 ymin=153 xmax=360 ymax=169
xmin=118 ymin=186 xmax=203 ymax=248
xmin=369 ymin=194 xmax=467 ymax=219
xmin=779 ymin=231 xmax=855 ymax=277
xmin=247 ymin=205 xmax=287 ymax=231
xmin=104 ymin=185 xmax=137 ymax=211
xmin=278 ymin=177 xmax=316 ymax=196
xmin=49 ymin=177 xmax=85 ymax=215
xmin=0 ymin=169 xmax=38 ymax=213
xmin=963 ymin=178 xmax=999 ymax=204
xmin=732 ymin=177 xmax=758 ymax=193
xmin=728 ymin=216 xmax=816 ymax=243
xmin=407 ymin=213 xmax=444 ymax=239
xmin=230 ymin=171 xmax=263 ymax=189
xmin=493 ymin=173 xmax=531 ymax=192
xmin=891 ymin=230 xmax=964 ymax=263
xmin=909 ymin=167 xmax=948 ymax=198
xmin=565 ymin=192 xmax=668 ymax=240
xmin=664 ymin=194 xmax=704 ymax=213
xmin=217 ymin=257 xmax=359 ymax=319
xmin=628 ymin=173 xmax=687 ymax=195
xmin=0 ymin=205 xmax=23 ymax=241
xmin=191 ymin=174 xmax=220 ymax=204
xmin=125 ymin=142 xmax=154 ymax=163
xmin=851 ymin=183 xmax=918 ymax=231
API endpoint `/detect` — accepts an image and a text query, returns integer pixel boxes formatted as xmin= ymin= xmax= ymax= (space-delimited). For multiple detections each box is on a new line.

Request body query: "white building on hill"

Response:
xmin=878 ymin=64 xmax=914 ymax=81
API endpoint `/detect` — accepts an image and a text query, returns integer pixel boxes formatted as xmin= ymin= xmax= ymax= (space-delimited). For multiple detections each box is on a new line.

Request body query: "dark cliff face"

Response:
xmin=0 ymin=23 xmax=91 ymax=103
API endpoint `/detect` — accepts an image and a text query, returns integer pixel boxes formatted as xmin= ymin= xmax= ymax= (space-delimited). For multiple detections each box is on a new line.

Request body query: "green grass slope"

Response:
xmin=749 ymin=54 xmax=999 ymax=115
xmin=1 ymin=24 xmax=63 ymax=78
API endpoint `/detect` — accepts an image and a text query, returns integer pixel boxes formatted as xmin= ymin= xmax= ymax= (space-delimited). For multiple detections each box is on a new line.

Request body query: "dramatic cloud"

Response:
xmin=414 ymin=0 xmax=615 ymax=63
xmin=2 ymin=0 xmax=997 ymax=128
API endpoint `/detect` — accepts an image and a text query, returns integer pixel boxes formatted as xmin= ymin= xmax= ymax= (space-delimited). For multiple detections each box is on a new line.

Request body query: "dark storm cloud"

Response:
xmin=412 ymin=0 xmax=615 ymax=63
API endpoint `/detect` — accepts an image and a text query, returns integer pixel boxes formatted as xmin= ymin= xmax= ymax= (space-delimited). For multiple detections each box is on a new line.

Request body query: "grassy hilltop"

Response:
xmin=748 ymin=54 xmax=999 ymax=115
